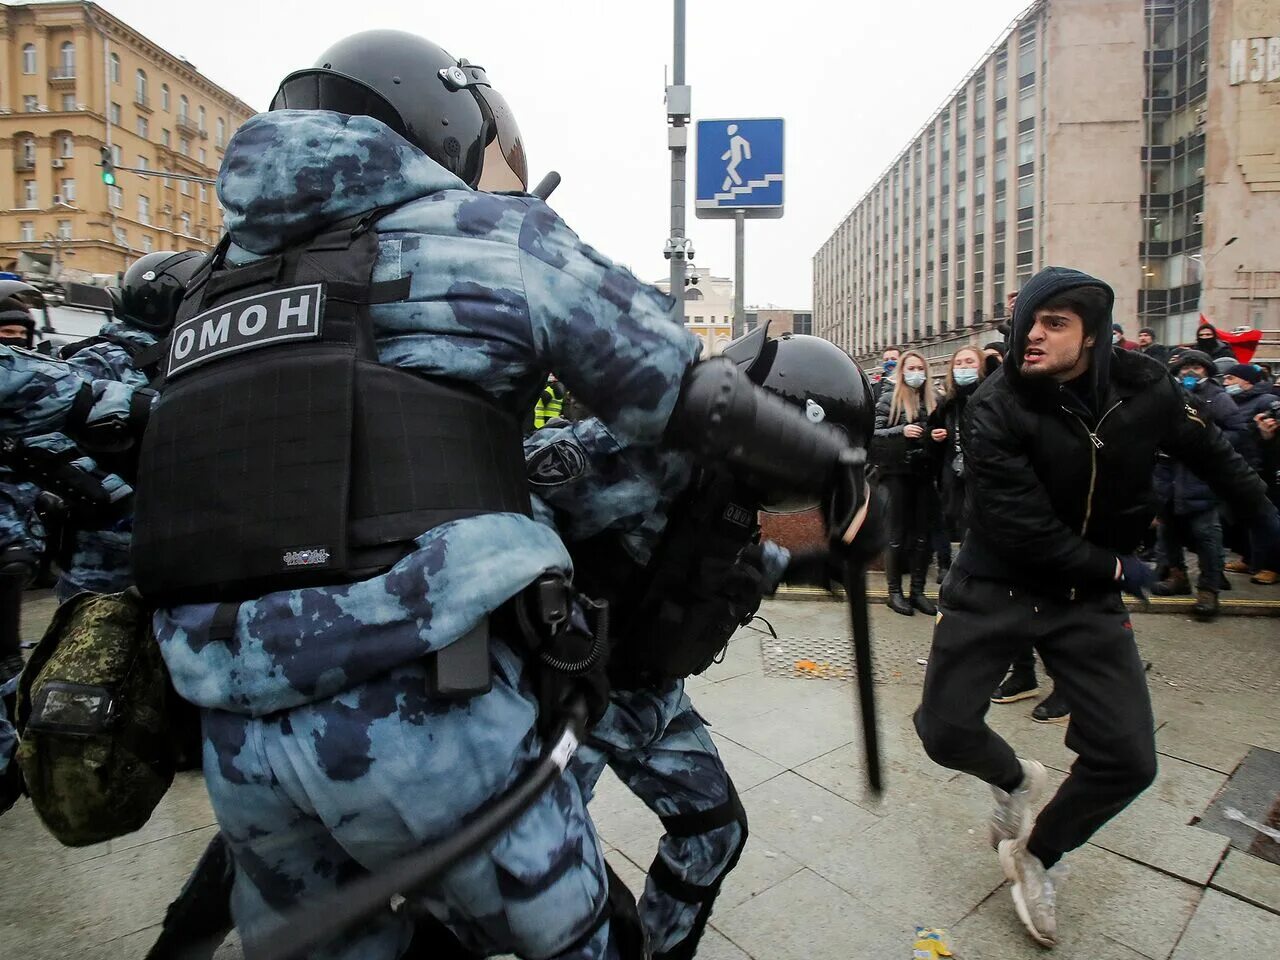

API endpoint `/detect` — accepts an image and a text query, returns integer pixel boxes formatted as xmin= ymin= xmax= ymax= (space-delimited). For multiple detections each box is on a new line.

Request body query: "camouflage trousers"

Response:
xmin=201 ymin=641 xmax=619 ymax=960
xmin=571 ymin=680 xmax=747 ymax=958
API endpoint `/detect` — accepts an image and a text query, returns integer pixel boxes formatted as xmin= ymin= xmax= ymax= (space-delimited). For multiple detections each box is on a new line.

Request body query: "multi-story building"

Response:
xmin=0 ymin=1 xmax=255 ymax=279
xmin=741 ymin=307 xmax=813 ymax=339
xmin=814 ymin=0 xmax=1280 ymax=368
xmin=655 ymin=265 xmax=736 ymax=357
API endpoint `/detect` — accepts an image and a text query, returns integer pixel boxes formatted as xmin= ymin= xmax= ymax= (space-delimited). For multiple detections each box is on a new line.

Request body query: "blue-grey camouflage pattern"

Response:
xmin=0 ymin=470 xmax=44 ymax=559
xmin=156 ymin=108 xmax=702 ymax=959
xmin=573 ymin=682 xmax=743 ymax=955
xmin=0 ymin=345 xmax=144 ymax=438
xmin=64 ymin=321 xmax=157 ymax=387
xmin=523 ymin=420 xmax=763 ymax=953
xmin=53 ymin=320 xmax=157 ymax=599
xmin=0 ymin=672 xmax=17 ymax=809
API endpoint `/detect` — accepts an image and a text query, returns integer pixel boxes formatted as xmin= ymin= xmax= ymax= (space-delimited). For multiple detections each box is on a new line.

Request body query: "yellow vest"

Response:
xmin=533 ymin=384 xmax=564 ymax=428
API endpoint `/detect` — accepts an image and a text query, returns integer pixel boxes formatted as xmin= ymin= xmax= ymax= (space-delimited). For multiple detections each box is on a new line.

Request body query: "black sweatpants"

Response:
xmin=913 ymin=571 xmax=1157 ymax=866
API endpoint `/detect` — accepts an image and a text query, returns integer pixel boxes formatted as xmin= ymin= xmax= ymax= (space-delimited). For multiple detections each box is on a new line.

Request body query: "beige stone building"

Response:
xmin=814 ymin=0 xmax=1280 ymax=369
xmin=655 ymin=265 xmax=736 ymax=357
xmin=0 ymin=1 xmax=255 ymax=280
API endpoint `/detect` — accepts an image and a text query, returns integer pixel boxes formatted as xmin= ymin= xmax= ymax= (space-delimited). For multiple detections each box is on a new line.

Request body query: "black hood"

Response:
xmin=1005 ymin=266 xmax=1116 ymax=411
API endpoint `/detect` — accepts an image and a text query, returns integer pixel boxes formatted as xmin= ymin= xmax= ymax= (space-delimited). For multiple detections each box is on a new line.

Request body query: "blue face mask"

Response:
xmin=953 ymin=367 xmax=980 ymax=387
xmin=1225 ymin=384 xmax=1243 ymax=395
xmin=904 ymin=371 xmax=927 ymax=389
xmin=883 ymin=359 xmax=897 ymax=373
xmin=1180 ymin=374 xmax=1201 ymax=390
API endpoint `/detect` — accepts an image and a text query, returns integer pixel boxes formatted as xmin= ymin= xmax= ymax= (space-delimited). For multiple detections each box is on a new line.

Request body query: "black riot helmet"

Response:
xmin=722 ymin=322 xmax=875 ymax=510
xmin=269 ymin=30 xmax=527 ymax=192
xmin=115 ymin=250 xmax=206 ymax=336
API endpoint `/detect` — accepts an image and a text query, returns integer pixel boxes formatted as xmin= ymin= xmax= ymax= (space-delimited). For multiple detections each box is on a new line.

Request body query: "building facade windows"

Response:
xmin=19 ymin=221 xmax=34 ymax=242
xmin=61 ymin=178 xmax=76 ymax=201
xmin=22 ymin=43 xmax=36 ymax=74
xmin=58 ymin=41 xmax=75 ymax=77
xmin=109 ymin=53 xmax=121 ymax=84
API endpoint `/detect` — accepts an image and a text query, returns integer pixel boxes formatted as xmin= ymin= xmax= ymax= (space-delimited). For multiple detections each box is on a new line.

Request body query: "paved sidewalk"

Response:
xmin=1 ymin=595 xmax=1277 ymax=959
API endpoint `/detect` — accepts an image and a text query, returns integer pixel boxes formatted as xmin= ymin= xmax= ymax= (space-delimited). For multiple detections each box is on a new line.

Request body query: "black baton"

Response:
xmin=843 ymin=559 xmax=883 ymax=794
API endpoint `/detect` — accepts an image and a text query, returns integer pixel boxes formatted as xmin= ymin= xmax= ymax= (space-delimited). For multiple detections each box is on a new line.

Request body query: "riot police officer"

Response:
xmin=47 ymin=250 xmax=204 ymax=599
xmin=124 ymin=30 xmax=869 ymax=960
xmin=525 ymin=326 xmax=875 ymax=959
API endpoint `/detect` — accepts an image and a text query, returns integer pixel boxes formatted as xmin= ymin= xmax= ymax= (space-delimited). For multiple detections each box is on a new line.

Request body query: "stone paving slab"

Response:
xmin=952 ymin=845 xmax=1203 ymax=960
xmin=1208 ymin=848 xmax=1280 ymax=914
xmin=1170 ymin=888 xmax=1280 ymax=960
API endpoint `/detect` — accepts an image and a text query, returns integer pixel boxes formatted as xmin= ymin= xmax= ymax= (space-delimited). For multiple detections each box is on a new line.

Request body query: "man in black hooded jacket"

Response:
xmin=913 ymin=266 xmax=1278 ymax=949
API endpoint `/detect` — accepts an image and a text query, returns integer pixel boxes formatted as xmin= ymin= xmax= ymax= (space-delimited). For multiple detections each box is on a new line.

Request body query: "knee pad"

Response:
xmin=649 ymin=780 xmax=749 ymax=960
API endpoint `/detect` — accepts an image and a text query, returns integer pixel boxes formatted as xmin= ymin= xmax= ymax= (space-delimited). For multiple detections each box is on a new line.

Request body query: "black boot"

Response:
xmin=885 ymin=546 xmax=914 ymax=616
xmin=909 ymin=542 xmax=937 ymax=616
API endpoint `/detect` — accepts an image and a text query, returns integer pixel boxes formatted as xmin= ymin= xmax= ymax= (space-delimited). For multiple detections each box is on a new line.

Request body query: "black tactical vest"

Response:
xmin=573 ymin=467 xmax=762 ymax=688
xmin=132 ymin=210 xmax=531 ymax=605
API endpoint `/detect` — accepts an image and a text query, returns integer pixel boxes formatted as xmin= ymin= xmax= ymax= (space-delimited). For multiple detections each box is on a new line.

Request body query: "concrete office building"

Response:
xmin=740 ymin=308 xmax=813 ymax=339
xmin=814 ymin=0 xmax=1280 ymax=368
xmin=0 ymin=2 xmax=255 ymax=279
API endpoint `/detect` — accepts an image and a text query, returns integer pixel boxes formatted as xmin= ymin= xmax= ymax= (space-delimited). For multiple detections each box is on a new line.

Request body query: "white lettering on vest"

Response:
xmin=239 ymin=304 xmax=267 ymax=337
xmin=199 ymin=312 xmax=232 ymax=350
xmin=173 ymin=327 xmax=196 ymax=359
xmin=277 ymin=294 xmax=311 ymax=330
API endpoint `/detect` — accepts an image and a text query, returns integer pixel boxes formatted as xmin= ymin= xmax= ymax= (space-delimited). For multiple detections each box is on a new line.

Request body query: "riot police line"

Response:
xmin=0 ymin=27 xmax=885 ymax=960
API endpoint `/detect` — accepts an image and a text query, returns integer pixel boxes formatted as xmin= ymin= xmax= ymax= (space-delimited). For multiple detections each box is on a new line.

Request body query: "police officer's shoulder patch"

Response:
xmin=527 ymin=439 xmax=587 ymax=487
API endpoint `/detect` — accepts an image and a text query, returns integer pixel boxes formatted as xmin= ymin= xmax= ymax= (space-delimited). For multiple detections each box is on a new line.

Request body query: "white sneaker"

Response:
xmin=989 ymin=758 xmax=1047 ymax=849
xmin=999 ymin=839 xmax=1066 ymax=947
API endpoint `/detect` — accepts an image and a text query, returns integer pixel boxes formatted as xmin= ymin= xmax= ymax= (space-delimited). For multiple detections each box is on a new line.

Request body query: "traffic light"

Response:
xmin=99 ymin=147 xmax=116 ymax=186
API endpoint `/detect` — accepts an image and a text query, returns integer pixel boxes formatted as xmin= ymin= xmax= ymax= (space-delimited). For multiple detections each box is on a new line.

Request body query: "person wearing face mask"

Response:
xmin=0 ymin=297 xmax=34 ymax=350
xmin=1192 ymin=321 xmax=1236 ymax=363
xmin=1151 ymin=353 xmax=1257 ymax=618
xmin=929 ymin=347 xmax=985 ymax=571
xmin=1221 ymin=364 xmax=1280 ymax=585
xmin=872 ymin=346 xmax=901 ymax=402
xmin=873 ymin=350 xmax=941 ymax=615
xmin=1111 ymin=324 xmax=1138 ymax=351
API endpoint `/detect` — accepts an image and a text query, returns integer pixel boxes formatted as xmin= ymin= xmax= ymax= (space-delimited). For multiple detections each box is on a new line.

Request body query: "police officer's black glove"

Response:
xmin=1116 ymin=554 xmax=1157 ymax=600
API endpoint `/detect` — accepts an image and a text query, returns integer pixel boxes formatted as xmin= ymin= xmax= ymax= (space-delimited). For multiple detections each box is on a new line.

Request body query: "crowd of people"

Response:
xmin=868 ymin=298 xmax=1280 ymax=723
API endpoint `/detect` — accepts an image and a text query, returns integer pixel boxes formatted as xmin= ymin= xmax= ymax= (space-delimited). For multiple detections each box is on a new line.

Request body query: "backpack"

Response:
xmin=15 ymin=588 xmax=184 ymax=846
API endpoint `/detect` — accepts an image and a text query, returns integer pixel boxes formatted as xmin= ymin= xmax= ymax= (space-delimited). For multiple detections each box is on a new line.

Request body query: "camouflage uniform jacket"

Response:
xmin=152 ymin=109 xmax=703 ymax=716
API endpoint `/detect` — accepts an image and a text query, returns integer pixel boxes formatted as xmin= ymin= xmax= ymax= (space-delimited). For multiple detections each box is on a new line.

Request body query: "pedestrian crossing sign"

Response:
xmin=695 ymin=118 xmax=784 ymax=219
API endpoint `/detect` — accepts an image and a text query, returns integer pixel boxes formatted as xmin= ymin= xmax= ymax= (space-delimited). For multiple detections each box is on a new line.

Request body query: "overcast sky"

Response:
xmin=97 ymin=0 xmax=1030 ymax=308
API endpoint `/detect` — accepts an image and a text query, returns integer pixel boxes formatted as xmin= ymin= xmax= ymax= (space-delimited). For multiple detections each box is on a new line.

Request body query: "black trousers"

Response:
xmin=914 ymin=572 xmax=1157 ymax=865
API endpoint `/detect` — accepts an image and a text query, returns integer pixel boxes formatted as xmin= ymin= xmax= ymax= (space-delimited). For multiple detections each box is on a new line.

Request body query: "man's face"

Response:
xmin=1020 ymin=306 xmax=1094 ymax=382
xmin=1137 ymin=331 xmax=1153 ymax=347
xmin=1178 ymin=363 xmax=1211 ymax=383
xmin=0 ymin=323 xmax=28 ymax=343
xmin=1223 ymin=374 xmax=1253 ymax=392
xmin=882 ymin=349 xmax=900 ymax=372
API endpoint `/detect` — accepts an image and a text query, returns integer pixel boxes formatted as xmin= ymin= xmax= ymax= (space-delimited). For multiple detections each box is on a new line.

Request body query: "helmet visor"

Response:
xmin=271 ymin=69 xmax=410 ymax=142
xmin=474 ymin=86 xmax=527 ymax=192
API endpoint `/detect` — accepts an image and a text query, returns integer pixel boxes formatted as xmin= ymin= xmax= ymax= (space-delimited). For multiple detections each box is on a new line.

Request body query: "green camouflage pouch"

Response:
xmin=15 ymin=588 xmax=175 ymax=846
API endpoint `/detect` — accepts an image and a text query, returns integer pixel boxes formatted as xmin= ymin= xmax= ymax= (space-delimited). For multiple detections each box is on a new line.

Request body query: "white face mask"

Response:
xmin=953 ymin=367 xmax=979 ymax=387
xmin=904 ymin=371 xmax=927 ymax=389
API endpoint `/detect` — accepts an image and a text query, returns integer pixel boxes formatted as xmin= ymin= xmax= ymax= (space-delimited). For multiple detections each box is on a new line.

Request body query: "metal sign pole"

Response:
xmin=667 ymin=0 xmax=690 ymax=321
xmin=734 ymin=209 xmax=745 ymax=332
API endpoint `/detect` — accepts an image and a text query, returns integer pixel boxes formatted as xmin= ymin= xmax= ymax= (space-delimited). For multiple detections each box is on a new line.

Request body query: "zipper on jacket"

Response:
xmin=1060 ymin=400 xmax=1124 ymax=536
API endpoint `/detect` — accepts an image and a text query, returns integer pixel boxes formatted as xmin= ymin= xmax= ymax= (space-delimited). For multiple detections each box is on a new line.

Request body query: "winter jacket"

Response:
xmin=1154 ymin=378 xmax=1256 ymax=515
xmin=872 ymin=388 xmax=936 ymax=477
xmin=956 ymin=266 xmax=1273 ymax=590
xmin=929 ymin=383 xmax=980 ymax=533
